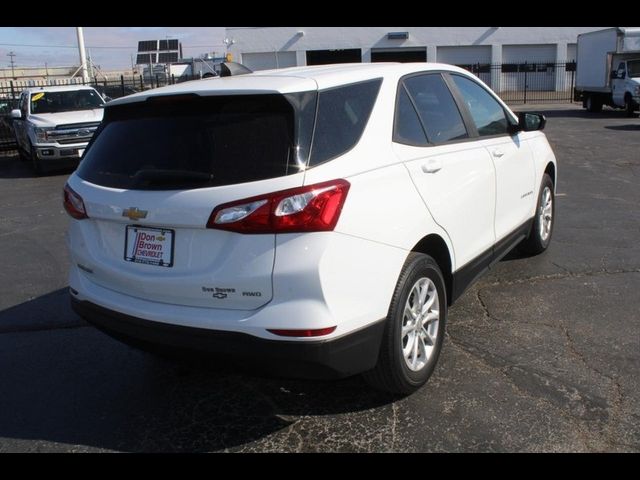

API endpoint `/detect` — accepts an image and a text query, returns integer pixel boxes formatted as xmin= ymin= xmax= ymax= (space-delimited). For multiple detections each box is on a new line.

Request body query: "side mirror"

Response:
xmin=611 ymin=70 xmax=618 ymax=79
xmin=511 ymin=112 xmax=546 ymax=133
xmin=10 ymin=109 xmax=21 ymax=119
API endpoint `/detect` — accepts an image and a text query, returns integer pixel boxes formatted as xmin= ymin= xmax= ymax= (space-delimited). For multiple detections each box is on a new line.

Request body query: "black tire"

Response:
xmin=363 ymin=252 xmax=447 ymax=395
xmin=30 ymin=144 xmax=43 ymax=175
xmin=624 ymin=95 xmax=636 ymax=117
xmin=17 ymin=143 xmax=30 ymax=162
xmin=520 ymin=173 xmax=555 ymax=255
xmin=585 ymin=95 xmax=602 ymax=113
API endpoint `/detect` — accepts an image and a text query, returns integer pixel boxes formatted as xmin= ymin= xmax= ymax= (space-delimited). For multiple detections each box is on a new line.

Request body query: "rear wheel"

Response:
xmin=520 ymin=174 xmax=554 ymax=255
xmin=585 ymin=94 xmax=602 ymax=113
xmin=364 ymin=253 xmax=447 ymax=395
xmin=624 ymin=94 xmax=636 ymax=117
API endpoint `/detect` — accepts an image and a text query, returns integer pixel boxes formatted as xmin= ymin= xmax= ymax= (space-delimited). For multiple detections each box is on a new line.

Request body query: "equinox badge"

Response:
xmin=122 ymin=207 xmax=148 ymax=221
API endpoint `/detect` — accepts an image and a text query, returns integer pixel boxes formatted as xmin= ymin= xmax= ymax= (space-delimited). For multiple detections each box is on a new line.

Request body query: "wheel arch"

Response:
xmin=411 ymin=234 xmax=453 ymax=306
xmin=544 ymin=161 xmax=556 ymax=188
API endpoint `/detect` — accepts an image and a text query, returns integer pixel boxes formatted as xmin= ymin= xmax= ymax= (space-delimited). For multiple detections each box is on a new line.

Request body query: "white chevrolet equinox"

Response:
xmin=65 ymin=63 xmax=557 ymax=394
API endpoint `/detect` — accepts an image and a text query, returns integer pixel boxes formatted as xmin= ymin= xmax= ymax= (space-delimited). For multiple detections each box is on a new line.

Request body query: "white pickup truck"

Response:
xmin=11 ymin=85 xmax=105 ymax=174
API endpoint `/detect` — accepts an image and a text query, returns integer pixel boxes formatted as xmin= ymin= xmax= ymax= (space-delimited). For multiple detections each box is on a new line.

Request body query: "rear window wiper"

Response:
xmin=132 ymin=169 xmax=214 ymax=185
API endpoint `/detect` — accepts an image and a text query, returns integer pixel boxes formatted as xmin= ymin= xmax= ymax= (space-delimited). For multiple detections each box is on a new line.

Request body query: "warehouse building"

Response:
xmin=225 ymin=27 xmax=608 ymax=93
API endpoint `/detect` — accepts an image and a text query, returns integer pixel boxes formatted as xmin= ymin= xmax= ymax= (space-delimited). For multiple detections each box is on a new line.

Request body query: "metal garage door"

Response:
xmin=436 ymin=46 xmax=491 ymax=84
xmin=240 ymin=51 xmax=297 ymax=71
xmin=503 ymin=44 xmax=557 ymax=91
xmin=436 ymin=46 xmax=491 ymax=66
xmin=503 ymin=44 xmax=556 ymax=64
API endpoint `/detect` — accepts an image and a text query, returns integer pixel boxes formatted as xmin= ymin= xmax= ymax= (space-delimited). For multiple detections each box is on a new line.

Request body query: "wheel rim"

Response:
xmin=401 ymin=277 xmax=440 ymax=372
xmin=539 ymin=186 xmax=553 ymax=242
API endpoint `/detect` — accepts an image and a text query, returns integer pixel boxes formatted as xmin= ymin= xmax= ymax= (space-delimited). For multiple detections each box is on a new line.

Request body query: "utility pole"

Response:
xmin=7 ymin=51 xmax=16 ymax=79
xmin=76 ymin=27 xmax=89 ymax=83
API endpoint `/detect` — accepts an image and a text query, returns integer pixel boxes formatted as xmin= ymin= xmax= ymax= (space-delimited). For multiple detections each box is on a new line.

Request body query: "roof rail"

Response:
xmin=219 ymin=62 xmax=253 ymax=77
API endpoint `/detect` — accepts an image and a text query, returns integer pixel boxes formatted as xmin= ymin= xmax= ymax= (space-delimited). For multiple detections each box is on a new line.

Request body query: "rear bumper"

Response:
xmin=71 ymin=296 xmax=385 ymax=379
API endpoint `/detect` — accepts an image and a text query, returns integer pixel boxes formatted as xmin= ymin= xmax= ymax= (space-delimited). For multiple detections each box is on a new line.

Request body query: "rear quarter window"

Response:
xmin=309 ymin=78 xmax=382 ymax=166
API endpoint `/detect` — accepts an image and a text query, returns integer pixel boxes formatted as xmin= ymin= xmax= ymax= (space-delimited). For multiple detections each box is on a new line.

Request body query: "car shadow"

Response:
xmin=529 ymin=108 xmax=631 ymax=119
xmin=0 ymin=153 xmax=76 ymax=179
xmin=0 ymin=289 xmax=398 ymax=452
xmin=604 ymin=124 xmax=640 ymax=131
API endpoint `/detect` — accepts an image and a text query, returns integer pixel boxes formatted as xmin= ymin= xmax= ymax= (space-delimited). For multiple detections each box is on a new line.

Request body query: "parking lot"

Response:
xmin=0 ymin=103 xmax=638 ymax=452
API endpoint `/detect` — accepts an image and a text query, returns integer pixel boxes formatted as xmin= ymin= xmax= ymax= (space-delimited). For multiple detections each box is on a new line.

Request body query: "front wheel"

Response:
xmin=520 ymin=174 xmax=555 ymax=255
xmin=30 ymin=144 xmax=43 ymax=176
xmin=363 ymin=253 xmax=447 ymax=395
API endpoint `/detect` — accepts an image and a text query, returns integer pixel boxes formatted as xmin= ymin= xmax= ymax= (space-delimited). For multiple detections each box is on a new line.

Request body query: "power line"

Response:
xmin=0 ymin=42 xmax=135 ymax=49
xmin=0 ymin=43 xmax=228 ymax=50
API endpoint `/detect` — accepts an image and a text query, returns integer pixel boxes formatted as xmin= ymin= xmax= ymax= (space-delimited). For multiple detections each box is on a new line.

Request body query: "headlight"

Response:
xmin=34 ymin=127 xmax=54 ymax=143
xmin=635 ymin=85 xmax=640 ymax=96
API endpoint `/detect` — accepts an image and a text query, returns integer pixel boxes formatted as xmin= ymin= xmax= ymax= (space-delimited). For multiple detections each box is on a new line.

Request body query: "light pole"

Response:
xmin=76 ymin=27 xmax=89 ymax=83
xmin=7 ymin=51 xmax=16 ymax=80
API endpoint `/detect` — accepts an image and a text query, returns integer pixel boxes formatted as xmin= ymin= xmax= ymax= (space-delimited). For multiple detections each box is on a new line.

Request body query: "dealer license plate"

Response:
xmin=124 ymin=226 xmax=174 ymax=267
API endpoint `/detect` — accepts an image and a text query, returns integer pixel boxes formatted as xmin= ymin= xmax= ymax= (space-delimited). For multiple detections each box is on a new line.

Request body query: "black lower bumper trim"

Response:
xmin=71 ymin=297 xmax=385 ymax=379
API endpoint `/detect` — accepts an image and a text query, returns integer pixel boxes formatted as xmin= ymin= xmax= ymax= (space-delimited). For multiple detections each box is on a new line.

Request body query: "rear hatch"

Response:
xmin=68 ymin=91 xmax=316 ymax=310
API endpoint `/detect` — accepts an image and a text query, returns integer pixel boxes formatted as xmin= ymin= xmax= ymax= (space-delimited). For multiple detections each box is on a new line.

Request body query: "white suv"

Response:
xmin=65 ymin=63 xmax=557 ymax=394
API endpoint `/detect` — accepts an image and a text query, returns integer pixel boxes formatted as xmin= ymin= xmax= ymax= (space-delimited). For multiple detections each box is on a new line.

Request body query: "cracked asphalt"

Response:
xmin=0 ymin=103 xmax=638 ymax=452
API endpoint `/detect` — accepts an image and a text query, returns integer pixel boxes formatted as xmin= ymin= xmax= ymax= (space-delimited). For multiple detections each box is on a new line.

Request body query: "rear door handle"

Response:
xmin=492 ymin=149 xmax=505 ymax=158
xmin=421 ymin=159 xmax=442 ymax=173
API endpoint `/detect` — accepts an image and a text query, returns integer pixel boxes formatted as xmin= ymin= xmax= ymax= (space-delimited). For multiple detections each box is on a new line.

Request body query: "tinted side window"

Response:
xmin=393 ymin=86 xmax=428 ymax=146
xmin=309 ymin=79 xmax=382 ymax=166
xmin=450 ymin=75 xmax=509 ymax=137
xmin=403 ymin=74 xmax=468 ymax=144
xmin=20 ymin=94 xmax=28 ymax=116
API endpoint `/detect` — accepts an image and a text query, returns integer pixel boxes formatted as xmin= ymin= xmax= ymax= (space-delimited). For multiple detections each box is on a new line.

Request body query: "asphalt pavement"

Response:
xmin=0 ymin=103 xmax=638 ymax=452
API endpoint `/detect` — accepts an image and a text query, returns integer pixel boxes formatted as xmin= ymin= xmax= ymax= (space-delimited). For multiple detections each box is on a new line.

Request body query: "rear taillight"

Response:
xmin=207 ymin=179 xmax=350 ymax=234
xmin=63 ymin=184 xmax=88 ymax=220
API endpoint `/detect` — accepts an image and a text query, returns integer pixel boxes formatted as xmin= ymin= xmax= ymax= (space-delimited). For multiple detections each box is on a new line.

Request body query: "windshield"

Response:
xmin=628 ymin=60 xmax=640 ymax=78
xmin=30 ymin=89 xmax=103 ymax=114
xmin=77 ymin=93 xmax=316 ymax=190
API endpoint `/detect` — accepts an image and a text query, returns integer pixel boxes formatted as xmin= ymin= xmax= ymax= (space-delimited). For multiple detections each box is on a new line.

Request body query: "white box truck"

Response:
xmin=575 ymin=27 xmax=640 ymax=116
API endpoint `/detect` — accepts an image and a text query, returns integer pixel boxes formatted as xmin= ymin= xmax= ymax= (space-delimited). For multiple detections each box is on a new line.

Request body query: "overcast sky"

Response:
xmin=0 ymin=27 xmax=227 ymax=71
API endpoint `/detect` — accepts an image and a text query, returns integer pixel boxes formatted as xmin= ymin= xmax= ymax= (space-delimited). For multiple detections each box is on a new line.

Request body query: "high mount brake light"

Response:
xmin=207 ymin=179 xmax=350 ymax=234
xmin=63 ymin=184 xmax=88 ymax=220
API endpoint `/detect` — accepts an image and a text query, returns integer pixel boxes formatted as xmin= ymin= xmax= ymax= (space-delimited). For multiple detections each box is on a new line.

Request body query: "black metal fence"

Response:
xmin=460 ymin=61 xmax=577 ymax=104
xmin=0 ymin=61 xmax=578 ymax=153
xmin=0 ymin=73 xmax=205 ymax=152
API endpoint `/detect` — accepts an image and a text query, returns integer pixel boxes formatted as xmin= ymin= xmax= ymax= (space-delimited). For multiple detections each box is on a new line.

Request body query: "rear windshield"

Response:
xmin=77 ymin=93 xmax=316 ymax=190
xmin=78 ymin=79 xmax=381 ymax=191
xmin=31 ymin=89 xmax=103 ymax=114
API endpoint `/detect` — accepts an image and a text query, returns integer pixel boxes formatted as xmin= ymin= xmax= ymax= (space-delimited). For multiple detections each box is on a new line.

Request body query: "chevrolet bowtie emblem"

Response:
xmin=122 ymin=207 xmax=148 ymax=221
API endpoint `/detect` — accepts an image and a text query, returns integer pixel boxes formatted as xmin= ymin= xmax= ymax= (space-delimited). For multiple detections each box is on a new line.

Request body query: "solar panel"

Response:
xmin=159 ymin=39 xmax=179 ymax=51
xmin=136 ymin=53 xmax=157 ymax=64
xmin=137 ymin=40 xmax=158 ymax=52
xmin=158 ymin=52 xmax=179 ymax=63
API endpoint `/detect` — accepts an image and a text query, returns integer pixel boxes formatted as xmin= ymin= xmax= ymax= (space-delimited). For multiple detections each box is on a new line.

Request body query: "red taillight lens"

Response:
xmin=267 ymin=326 xmax=337 ymax=337
xmin=63 ymin=184 xmax=88 ymax=219
xmin=207 ymin=179 xmax=350 ymax=234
